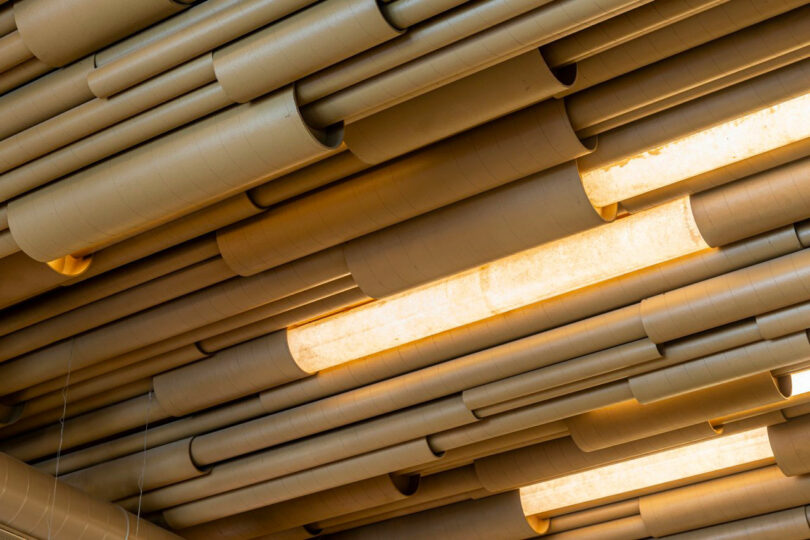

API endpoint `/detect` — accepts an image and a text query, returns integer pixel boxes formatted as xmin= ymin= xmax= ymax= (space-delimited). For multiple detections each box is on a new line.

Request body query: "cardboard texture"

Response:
xmin=768 ymin=414 xmax=810 ymax=476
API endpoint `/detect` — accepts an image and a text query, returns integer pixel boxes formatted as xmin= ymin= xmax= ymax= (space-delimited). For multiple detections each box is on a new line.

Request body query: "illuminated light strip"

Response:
xmin=789 ymin=367 xmax=810 ymax=395
xmin=581 ymin=92 xmax=810 ymax=207
xmin=519 ymin=428 xmax=774 ymax=516
xmin=288 ymin=197 xmax=709 ymax=372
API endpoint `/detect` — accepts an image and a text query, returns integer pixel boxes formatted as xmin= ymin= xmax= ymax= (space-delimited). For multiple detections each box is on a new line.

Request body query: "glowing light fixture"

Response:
xmin=789 ymin=367 xmax=810 ymax=396
xmin=581 ymin=92 xmax=810 ymax=207
xmin=519 ymin=428 xmax=773 ymax=516
xmin=288 ymin=197 xmax=709 ymax=372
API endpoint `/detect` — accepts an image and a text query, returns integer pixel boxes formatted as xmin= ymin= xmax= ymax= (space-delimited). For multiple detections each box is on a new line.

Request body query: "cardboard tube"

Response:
xmin=326 ymin=491 xmax=548 ymax=540
xmin=381 ymin=0 xmax=469 ymax=28
xmin=663 ymin=505 xmax=810 ymax=540
xmin=154 ymin=332 xmax=307 ymax=417
xmin=296 ymin=0 xmax=559 ymax=105
xmin=0 ymin=56 xmax=50 ymax=94
xmin=8 ymin=87 xmax=340 ymax=263
xmin=345 ymin=160 xmax=612 ymax=299
xmin=757 ymin=301 xmax=810 ymax=340
xmin=218 ymin=98 xmax=589 ymax=276
xmin=178 ymin=474 xmax=416 ymax=539
xmin=61 ymin=438 xmax=205 ymax=502
xmin=0 ymin=248 xmax=350 ymax=395
xmin=542 ymin=0 xmax=726 ymax=67
xmin=126 ymin=397 xmax=474 ymax=511
xmin=565 ymin=0 xmax=805 ymax=93
xmin=436 ymin=383 xmax=633 ymax=451
xmin=629 ymin=332 xmax=810 ymax=403
xmin=546 ymin=499 xmax=640 ymax=534
xmin=543 ymin=515 xmax=648 ymax=540
xmin=0 ymin=257 xmax=234 ymax=361
xmin=0 ymin=54 xmax=217 ymax=181
xmin=302 ymin=0 xmax=642 ymax=127
xmin=0 ymin=393 xmax=170 ymax=461
xmin=566 ymin=373 xmax=788 ymax=452
xmin=566 ymin=9 xmax=810 ymax=133
xmin=0 ymin=4 xmax=14 ymax=36
xmin=213 ymin=0 xmax=399 ymax=104
xmin=768 ymin=414 xmax=810 ymax=476
xmin=0 ymin=236 xmax=220 ymax=337
xmin=0 ymin=452 xmax=179 ymax=539
xmin=638 ymin=465 xmax=810 ymax=536
xmin=474 ymin=422 xmax=721 ymax=493
xmin=188 ymin=305 xmax=642 ymax=464
xmin=2 ymin=82 xmax=234 ymax=199
xmin=463 ymin=339 xmax=659 ymax=411
xmin=259 ymin=227 xmax=800 ymax=414
xmin=0 ymin=228 xmax=18 ymax=258
xmin=343 ymin=49 xmax=575 ymax=164
xmin=13 ymin=0 xmax=184 ymax=67
xmin=641 ymin=248 xmax=810 ymax=343
xmin=0 ymin=251 xmax=72 ymax=309
xmin=162 ymin=438 xmax=440 ymax=529
xmin=0 ymin=31 xmax=32 ymax=73
xmin=249 ymin=151 xmax=371 ymax=209
xmin=35 ymin=399 xmax=268 ymax=477
xmin=88 ymin=0 xmax=317 ymax=97
xmin=692 ymin=157 xmax=810 ymax=247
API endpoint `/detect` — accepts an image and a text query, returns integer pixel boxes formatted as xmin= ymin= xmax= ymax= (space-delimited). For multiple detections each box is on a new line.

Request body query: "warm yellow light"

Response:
xmin=519 ymin=428 xmax=773 ymax=516
xmin=288 ymin=197 xmax=708 ymax=372
xmin=789 ymin=368 xmax=810 ymax=395
xmin=581 ymin=92 xmax=810 ymax=207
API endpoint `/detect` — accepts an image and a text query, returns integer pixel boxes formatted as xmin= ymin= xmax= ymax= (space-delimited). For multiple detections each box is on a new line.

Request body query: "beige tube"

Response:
xmin=0 ymin=54 xmax=216 ymax=181
xmin=345 ymin=160 xmax=611 ymax=298
xmin=258 ymin=227 xmax=800 ymax=413
xmin=0 ymin=228 xmax=18 ymax=259
xmin=2 ymin=82 xmax=234 ymax=199
xmin=0 ymin=452 xmax=179 ymax=539
xmin=178 ymin=475 xmax=416 ymax=540
xmin=249 ymin=151 xmax=371 ymax=208
xmin=565 ymin=373 xmax=787 ymax=452
xmin=0 ymin=257 xmax=234 ymax=361
xmin=61 ymin=438 xmax=205 ymax=502
xmin=302 ymin=0 xmax=643 ymax=127
xmin=189 ymin=305 xmax=643 ymax=464
xmin=758 ymin=301 xmax=810 ymax=340
xmin=214 ymin=0 xmax=399 ymax=104
xmin=0 ymin=4 xmax=14 ymax=36
xmin=692 ymin=156 xmax=810 ymax=247
xmin=381 ymin=0 xmax=469 ymax=28
xmin=566 ymin=0 xmax=805 ymax=93
xmin=218 ymin=98 xmax=588 ymax=276
xmin=88 ymin=0 xmax=317 ymax=97
xmin=0 ymin=393 xmax=170 ymax=462
xmin=543 ymin=515 xmax=649 ymax=540
xmin=768 ymin=414 xmax=810 ymax=476
xmin=474 ymin=422 xmax=721 ymax=493
xmin=628 ymin=332 xmax=810 ymax=403
xmin=0 ymin=31 xmax=32 ymax=73
xmin=126 ymin=397 xmax=473 ymax=511
xmin=663 ymin=505 xmax=810 ymax=540
xmin=541 ymin=0 xmax=726 ymax=67
xmin=35 ymin=399 xmax=268 ymax=476
xmin=463 ymin=339 xmax=659 ymax=412
xmin=641 ymin=248 xmax=810 ymax=343
xmin=326 ymin=491 xmax=547 ymax=540
xmin=9 ymin=88 xmax=340 ymax=263
xmin=0 ymin=247 xmax=349 ymax=396
xmin=566 ymin=9 xmax=810 ymax=133
xmin=162 ymin=438 xmax=440 ymax=529
xmin=343 ymin=49 xmax=575 ymax=164
xmin=153 ymin=332 xmax=307 ymax=417
xmin=0 ymin=236 xmax=220 ymax=337
xmin=434 ymin=383 xmax=633 ymax=450
xmin=13 ymin=0 xmax=185 ymax=67
xmin=0 ymin=56 xmax=50 ymax=94
xmin=638 ymin=465 xmax=810 ymax=536
xmin=546 ymin=499 xmax=641 ymax=534
xmin=0 ymin=252 xmax=72 ymax=310
xmin=578 ymin=58 xmax=810 ymax=174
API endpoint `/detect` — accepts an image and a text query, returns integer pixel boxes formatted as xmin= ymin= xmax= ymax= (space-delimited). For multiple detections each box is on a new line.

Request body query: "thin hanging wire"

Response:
xmin=47 ymin=342 xmax=74 ymax=540
xmin=134 ymin=390 xmax=153 ymax=538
